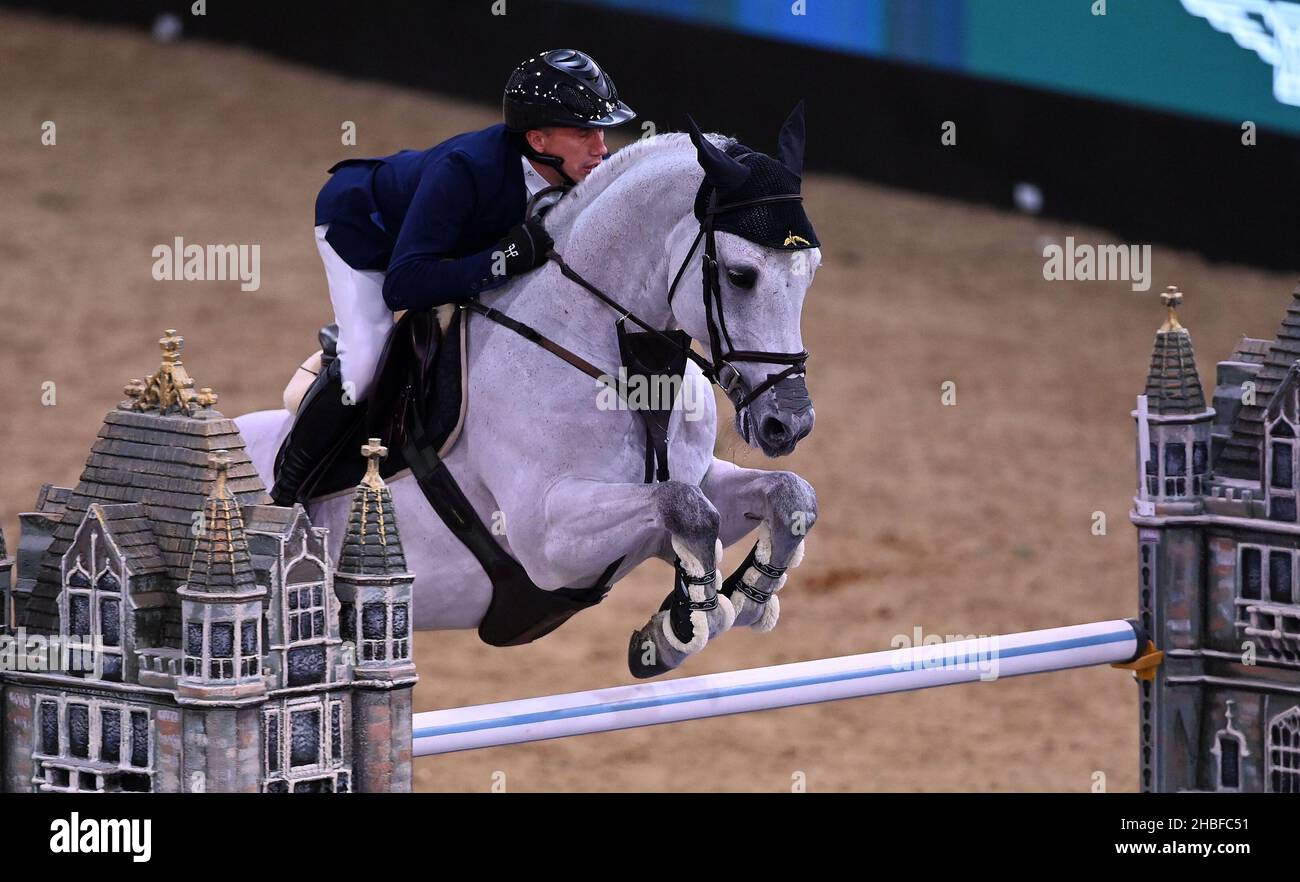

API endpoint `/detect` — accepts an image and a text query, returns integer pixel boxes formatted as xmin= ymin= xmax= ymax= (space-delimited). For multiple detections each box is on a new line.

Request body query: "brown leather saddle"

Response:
xmin=306 ymin=307 xmax=621 ymax=647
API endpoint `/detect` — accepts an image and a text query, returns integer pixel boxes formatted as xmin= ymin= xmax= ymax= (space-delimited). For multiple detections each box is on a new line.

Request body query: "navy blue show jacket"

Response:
xmin=314 ymin=123 xmax=528 ymax=312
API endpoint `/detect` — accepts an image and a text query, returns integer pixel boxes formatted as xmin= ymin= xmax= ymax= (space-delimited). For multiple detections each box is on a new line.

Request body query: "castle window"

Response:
xmin=340 ymin=600 xmax=355 ymax=646
xmin=265 ymin=710 xmax=281 ymax=773
xmin=288 ymin=585 xmax=326 ymax=642
xmin=1164 ymin=443 xmax=1186 ymax=496
xmin=1272 ymin=552 xmax=1295 ymax=604
xmin=101 ymin=709 xmax=120 ymax=764
xmin=184 ymin=622 xmax=202 ymax=676
xmin=100 ymin=598 xmax=120 ymax=646
xmin=209 ymin=622 xmax=235 ymax=679
xmin=1192 ymin=441 xmax=1208 ymax=494
xmin=62 ymin=540 xmax=127 ymax=681
xmin=1240 ymin=547 xmax=1263 ymax=601
xmin=1145 ymin=443 xmax=1158 ymax=497
xmin=330 ymin=701 xmax=342 ymax=763
xmin=1241 ymin=547 xmax=1300 ymax=660
xmin=1219 ymin=736 xmax=1240 ymax=788
xmin=1274 ymin=443 xmax=1295 ymax=489
xmin=68 ymin=704 xmax=90 ymax=759
xmin=39 ymin=701 xmax=59 ymax=755
xmin=1269 ymin=416 xmax=1298 ymax=520
xmin=30 ymin=695 xmax=153 ymax=793
xmin=184 ymin=614 xmax=261 ymax=682
xmin=286 ymin=645 xmax=326 ymax=687
xmin=1272 ymin=495 xmax=1298 ymax=522
xmin=290 ymin=708 xmax=321 ymax=768
xmin=263 ymin=698 xmax=349 ymax=793
xmin=1213 ymin=701 xmax=1248 ymax=792
xmin=68 ymin=594 xmax=90 ymax=636
xmin=129 ymin=711 xmax=149 ymax=768
xmin=286 ymin=556 xmax=327 ymax=646
xmin=393 ymin=603 xmax=410 ymax=660
xmin=1269 ymin=708 xmax=1300 ymax=793
xmin=362 ymin=602 xmax=388 ymax=661
xmin=241 ymin=620 xmax=259 ymax=677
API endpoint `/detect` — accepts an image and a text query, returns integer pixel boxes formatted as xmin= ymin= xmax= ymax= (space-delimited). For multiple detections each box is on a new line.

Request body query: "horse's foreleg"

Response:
xmin=520 ymin=477 xmax=735 ymax=678
xmin=700 ymin=458 xmax=818 ymax=632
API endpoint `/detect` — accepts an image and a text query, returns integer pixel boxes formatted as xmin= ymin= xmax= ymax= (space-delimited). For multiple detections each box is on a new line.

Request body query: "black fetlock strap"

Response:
xmin=676 ymin=565 xmax=718 ymax=610
xmin=666 ymin=557 xmax=717 ymax=644
xmin=721 ymin=542 xmax=787 ymax=605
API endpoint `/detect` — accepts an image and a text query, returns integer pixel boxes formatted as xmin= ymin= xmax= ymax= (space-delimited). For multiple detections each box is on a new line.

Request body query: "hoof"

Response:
xmin=628 ymin=620 xmax=685 ymax=679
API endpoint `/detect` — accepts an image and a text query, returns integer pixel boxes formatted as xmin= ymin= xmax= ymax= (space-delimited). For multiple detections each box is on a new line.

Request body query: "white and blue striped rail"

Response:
xmin=413 ymin=619 xmax=1146 ymax=757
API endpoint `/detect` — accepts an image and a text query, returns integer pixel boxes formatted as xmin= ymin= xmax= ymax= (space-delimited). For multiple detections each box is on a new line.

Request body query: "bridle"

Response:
xmin=666 ymin=189 xmax=810 ymax=410
xmin=518 ymin=183 xmax=811 ymax=413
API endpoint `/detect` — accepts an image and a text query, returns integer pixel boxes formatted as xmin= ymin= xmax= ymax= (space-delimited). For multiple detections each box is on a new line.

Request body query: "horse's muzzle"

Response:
xmin=739 ymin=375 xmax=814 ymax=457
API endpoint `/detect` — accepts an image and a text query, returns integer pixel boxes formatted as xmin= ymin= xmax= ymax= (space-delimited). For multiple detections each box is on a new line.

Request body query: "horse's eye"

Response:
xmin=726 ymin=266 xmax=758 ymax=289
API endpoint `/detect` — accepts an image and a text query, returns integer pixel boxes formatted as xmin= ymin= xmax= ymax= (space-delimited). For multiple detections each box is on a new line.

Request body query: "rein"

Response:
xmin=471 ymin=185 xmax=811 ymax=413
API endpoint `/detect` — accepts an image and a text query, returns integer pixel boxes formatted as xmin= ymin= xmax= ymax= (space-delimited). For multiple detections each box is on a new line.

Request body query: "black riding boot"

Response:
xmin=271 ymin=357 xmax=358 ymax=506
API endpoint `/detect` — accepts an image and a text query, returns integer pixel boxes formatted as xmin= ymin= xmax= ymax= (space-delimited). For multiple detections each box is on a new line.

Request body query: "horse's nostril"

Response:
xmin=760 ymin=416 xmax=790 ymax=442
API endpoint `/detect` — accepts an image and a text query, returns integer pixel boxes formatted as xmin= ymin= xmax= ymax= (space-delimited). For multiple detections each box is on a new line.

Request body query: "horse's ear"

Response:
xmin=777 ymin=99 xmax=806 ymax=179
xmin=686 ymin=115 xmax=750 ymax=192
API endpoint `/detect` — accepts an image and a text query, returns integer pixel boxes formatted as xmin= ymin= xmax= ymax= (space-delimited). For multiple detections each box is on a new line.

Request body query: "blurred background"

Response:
xmin=2 ymin=0 xmax=1298 ymax=790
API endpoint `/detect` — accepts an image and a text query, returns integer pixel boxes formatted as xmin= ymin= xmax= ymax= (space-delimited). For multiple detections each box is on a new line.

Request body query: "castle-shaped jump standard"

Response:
xmin=1134 ymin=285 xmax=1300 ymax=792
xmin=0 ymin=330 xmax=416 ymax=792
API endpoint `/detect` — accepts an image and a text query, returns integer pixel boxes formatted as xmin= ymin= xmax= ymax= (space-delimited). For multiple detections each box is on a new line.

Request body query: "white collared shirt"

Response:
xmin=522 ymin=155 xmax=563 ymax=216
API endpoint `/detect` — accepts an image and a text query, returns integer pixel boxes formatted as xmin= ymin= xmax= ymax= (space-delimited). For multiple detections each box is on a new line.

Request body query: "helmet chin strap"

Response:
xmin=529 ymin=152 xmax=576 ymax=187
xmin=515 ymin=133 xmax=577 ymax=187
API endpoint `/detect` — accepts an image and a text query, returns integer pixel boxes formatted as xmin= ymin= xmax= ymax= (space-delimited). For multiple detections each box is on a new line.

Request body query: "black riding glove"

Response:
xmin=492 ymin=217 xmax=553 ymax=282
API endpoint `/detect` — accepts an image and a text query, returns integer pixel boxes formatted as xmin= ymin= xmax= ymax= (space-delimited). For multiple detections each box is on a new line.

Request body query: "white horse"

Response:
xmin=237 ymin=113 xmax=820 ymax=677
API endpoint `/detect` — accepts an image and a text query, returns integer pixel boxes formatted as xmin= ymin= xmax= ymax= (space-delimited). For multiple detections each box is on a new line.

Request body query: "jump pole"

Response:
xmin=413 ymin=619 xmax=1152 ymax=757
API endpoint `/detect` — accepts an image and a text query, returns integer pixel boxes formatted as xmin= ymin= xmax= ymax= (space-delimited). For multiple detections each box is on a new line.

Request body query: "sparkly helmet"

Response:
xmin=504 ymin=49 xmax=635 ymax=184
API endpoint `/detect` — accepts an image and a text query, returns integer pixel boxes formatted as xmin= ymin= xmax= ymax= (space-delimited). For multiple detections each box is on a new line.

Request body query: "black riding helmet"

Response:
xmin=504 ymin=49 xmax=636 ymax=183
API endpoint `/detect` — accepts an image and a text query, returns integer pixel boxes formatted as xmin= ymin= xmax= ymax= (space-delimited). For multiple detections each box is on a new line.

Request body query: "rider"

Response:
xmin=272 ymin=48 xmax=637 ymax=506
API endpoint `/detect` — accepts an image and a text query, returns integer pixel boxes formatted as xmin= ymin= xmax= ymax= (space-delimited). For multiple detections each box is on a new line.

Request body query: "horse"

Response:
xmin=236 ymin=107 xmax=821 ymax=678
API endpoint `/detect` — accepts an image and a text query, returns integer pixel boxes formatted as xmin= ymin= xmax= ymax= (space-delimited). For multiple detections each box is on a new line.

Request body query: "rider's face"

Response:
xmin=527 ymin=126 xmax=608 ymax=183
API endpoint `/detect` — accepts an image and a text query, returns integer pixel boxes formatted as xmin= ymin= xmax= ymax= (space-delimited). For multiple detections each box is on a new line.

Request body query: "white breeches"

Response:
xmin=315 ymin=223 xmax=394 ymax=403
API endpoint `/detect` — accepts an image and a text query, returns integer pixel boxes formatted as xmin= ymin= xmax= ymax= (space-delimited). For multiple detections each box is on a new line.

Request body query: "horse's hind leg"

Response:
xmin=700 ymin=459 xmax=818 ymax=632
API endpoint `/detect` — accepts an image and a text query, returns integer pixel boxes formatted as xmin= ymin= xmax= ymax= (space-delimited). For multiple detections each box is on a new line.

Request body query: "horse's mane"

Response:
xmin=543 ymin=131 xmax=736 ymax=241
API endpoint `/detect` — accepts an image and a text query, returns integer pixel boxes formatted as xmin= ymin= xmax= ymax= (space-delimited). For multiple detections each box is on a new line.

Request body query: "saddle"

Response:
xmin=302 ymin=307 xmax=465 ymax=496
xmin=302 ymin=306 xmax=625 ymax=647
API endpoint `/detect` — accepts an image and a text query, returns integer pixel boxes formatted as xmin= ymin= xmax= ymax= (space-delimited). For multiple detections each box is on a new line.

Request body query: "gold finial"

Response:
xmin=1159 ymin=285 xmax=1185 ymax=332
xmin=196 ymin=387 xmax=218 ymax=409
xmin=361 ymin=437 xmax=388 ymax=490
xmin=208 ymin=449 xmax=233 ymax=498
xmin=119 ymin=329 xmax=213 ymax=416
xmin=123 ymin=378 xmax=145 ymax=402
xmin=160 ymin=329 xmax=184 ymax=363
